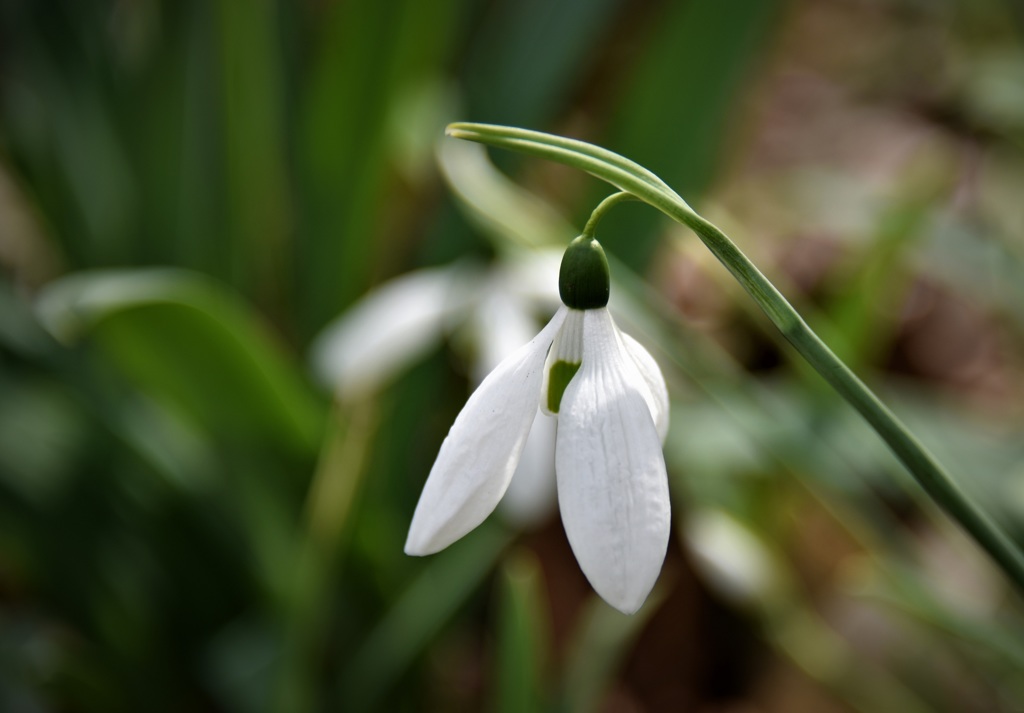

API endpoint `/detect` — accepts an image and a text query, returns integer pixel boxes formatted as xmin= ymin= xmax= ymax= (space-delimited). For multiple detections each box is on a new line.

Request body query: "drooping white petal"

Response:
xmin=556 ymin=308 xmax=670 ymax=614
xmin=620 ymin=332 xmax=670 ymax=444
xmin=405 ymin=306 xmax=567 ymax=555
xmin=310 ymin=266 xmax=473 ymax=398
xmin=498 ymin=410 xmax=557 ymax=526
xmin=472 ymin=291 xmax=558 ymax=526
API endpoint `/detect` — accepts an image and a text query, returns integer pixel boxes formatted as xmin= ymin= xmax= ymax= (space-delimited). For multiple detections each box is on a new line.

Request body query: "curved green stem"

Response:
xmin=582 ymin=191 xmax=639 ymax=238
xmin=445 ymin=122 xmax=1024 ymax=595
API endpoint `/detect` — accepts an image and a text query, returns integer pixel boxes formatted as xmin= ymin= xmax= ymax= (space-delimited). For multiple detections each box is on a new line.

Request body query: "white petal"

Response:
xmin=472 ymin=292 xmax=557 ymax=526
xmin=405 ymin=306 xmax=567 ymax=555
xmin=620 ymin=332 xmax=670 ymax=444
xmin=556 ymin=308 xmax=670 ymax=614
xmin=310 ymin=266 xmax=472 ymax=398
xmin=498 ymin=410 xmax=557 ymax=526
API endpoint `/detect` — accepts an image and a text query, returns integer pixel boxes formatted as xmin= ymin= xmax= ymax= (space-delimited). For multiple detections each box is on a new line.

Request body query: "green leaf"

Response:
xmin=462 ymin=0 xmax=621 ymax=128
xmin=494 ymin=549 xmax=549 ymax=713
xmin=602 ymin=0 xmax=783 ymax=269
xmin=217 ymin=0 xmax=292 ymax=307
xmin=609 ymin=0 xmax=780 ymax=198
xmin=296 ymin=0 xmax=469 ymax=336
xmin=37 ymin=268 xmax=325 ymax=452
xmin=560 ymin=586 xmax=667 ymax=712
xmin=337 ymin=523 xmax=512 ymax=712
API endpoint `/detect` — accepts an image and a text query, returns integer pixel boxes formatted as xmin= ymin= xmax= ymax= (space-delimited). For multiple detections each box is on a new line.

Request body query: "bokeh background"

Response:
xmin=3 ymin=0 xmax=1024 ymax=711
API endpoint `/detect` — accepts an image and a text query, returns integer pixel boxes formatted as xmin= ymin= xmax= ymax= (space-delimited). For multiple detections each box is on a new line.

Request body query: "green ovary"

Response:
xmin=547 ymin=360 xmax=582 ymax=413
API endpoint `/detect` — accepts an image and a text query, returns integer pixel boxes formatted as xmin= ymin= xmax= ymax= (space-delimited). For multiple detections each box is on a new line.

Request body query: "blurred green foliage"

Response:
xmin=2 ymin=0 xmax=1024 ymax=711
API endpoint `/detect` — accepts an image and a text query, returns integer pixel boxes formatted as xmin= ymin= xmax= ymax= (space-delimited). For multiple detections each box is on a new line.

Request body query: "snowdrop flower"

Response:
xmin=406 ymin=236 xmax=670 ymax=614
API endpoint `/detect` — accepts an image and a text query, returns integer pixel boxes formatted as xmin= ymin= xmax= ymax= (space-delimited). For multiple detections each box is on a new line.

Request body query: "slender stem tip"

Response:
xmin=445 ymin=122 xmax=491 ymax=139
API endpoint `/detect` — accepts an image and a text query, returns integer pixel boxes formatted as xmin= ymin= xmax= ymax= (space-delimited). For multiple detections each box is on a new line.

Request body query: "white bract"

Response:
xmin=406 ymin=237 xmax=671 ymax=614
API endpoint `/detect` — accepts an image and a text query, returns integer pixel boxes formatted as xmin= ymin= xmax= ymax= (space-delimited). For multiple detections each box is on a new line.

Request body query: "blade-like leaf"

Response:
xmin=493 ymin=549 xmax=549 ymax=713
xmin=337 ymin=523 xmax=512 ymax=712
xmin=37 ymin=269 xmax=325 ymax=452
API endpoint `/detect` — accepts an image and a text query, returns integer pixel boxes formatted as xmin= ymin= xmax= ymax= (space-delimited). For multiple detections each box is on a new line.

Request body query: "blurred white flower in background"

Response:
xmin=310 ymin=250 xmax=563 ymax=526
xmin=684 ymin=509 xmax=778 ymax=605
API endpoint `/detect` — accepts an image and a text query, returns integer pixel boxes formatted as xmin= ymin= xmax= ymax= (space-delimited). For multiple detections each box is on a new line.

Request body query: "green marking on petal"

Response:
xmin=547 ymin=360 xmax=581 ymax=414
